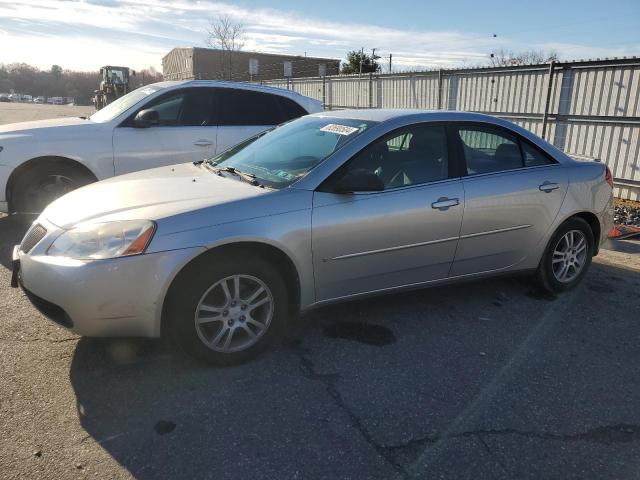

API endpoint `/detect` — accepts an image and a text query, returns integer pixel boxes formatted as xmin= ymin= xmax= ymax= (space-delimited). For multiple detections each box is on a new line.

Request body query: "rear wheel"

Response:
xmin=11 ymin=160 xmax=95 ymax=214
xmin=167 ymin=254 xmax=289 ymax=366
xmin=536 ymin=217 xmax=594 ymax=293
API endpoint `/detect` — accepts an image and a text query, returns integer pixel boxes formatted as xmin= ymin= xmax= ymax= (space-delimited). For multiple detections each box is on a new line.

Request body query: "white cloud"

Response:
xmin=0 ymin=0 xmax=637 ymax=73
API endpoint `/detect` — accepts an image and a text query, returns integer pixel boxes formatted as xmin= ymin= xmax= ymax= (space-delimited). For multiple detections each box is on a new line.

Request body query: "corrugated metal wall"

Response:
xmin=261 ymin=58 xmax=640 ymax=200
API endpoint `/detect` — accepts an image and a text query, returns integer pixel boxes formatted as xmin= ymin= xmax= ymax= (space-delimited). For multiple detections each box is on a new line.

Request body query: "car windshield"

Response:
xmin=89 ymin=85 xmax=162 ymax=123
xmin=207 ymin=116 xmax=378 ymax=189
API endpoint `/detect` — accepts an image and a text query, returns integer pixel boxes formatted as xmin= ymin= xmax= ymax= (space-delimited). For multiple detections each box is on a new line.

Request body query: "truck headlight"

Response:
xmin=47 ymin=220 xmax=155 ymax=260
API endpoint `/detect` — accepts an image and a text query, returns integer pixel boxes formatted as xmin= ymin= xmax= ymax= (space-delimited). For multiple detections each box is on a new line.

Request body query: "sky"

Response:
xmin=0 ymin=0 xmax=639 ymax=73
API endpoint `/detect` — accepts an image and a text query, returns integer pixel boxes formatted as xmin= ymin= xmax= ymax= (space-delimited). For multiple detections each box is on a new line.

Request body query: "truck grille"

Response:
xmin=20 ymin=224 xmax=47 ymax=254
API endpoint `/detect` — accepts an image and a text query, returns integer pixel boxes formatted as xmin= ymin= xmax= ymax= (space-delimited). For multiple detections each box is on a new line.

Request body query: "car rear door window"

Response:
xmin=343 ymin=124 xmax=449 ymax=189
xmin=215 ymin=88 xmax=293 ymax=126
xmin=272 ymin=96 xmax=308 ymax=122
xmin=457 ymin=126 xmax=524 ymax=175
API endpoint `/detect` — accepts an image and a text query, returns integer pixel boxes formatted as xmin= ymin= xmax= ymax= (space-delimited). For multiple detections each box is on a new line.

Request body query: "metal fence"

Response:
xmin=261 ymin=58 xmax=640 ymax=201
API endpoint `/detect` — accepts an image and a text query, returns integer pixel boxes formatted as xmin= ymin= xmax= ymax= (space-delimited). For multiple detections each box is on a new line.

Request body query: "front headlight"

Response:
xmin=47 ymin=220 xmax=156 ymax=260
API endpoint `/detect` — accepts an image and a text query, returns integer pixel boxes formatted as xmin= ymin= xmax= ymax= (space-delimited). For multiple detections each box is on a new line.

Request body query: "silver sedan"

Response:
xmin=12 ymin=110 xmax=614 ymax=365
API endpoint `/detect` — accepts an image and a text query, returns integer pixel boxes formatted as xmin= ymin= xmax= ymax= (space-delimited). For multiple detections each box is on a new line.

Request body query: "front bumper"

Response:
xmin=13 ymin=234 xmax=204 ymax=337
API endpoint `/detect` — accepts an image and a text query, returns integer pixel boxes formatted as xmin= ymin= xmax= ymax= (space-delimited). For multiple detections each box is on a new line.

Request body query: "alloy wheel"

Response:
xmin=552 ymin=229 xmax=588 ymax=283
xmin=194 ymin=274 xmax=274 ymax=353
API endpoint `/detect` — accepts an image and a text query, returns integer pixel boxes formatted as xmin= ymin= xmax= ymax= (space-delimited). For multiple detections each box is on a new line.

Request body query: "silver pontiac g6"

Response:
xmin=13 ymin=110 xmax=614 ymax=365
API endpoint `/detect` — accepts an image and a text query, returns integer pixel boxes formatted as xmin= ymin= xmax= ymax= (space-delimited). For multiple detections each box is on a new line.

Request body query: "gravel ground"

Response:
xmin=1 ymin=213 xmax=639 ymax=480
xmin=0 ymin=103 xmax=94 ymax=125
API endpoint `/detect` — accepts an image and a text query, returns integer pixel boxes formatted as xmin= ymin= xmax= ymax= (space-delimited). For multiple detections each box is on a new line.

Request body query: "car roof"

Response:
xmin=309 ymin=108 xmax=517 ymax=124
xmin=150 ymin=79 xmax=316 ymax=103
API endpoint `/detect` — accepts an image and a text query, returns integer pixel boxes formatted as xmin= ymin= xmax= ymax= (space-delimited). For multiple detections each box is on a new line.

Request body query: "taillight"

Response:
xmin=605 ymin=166 xmax=614 ymax=188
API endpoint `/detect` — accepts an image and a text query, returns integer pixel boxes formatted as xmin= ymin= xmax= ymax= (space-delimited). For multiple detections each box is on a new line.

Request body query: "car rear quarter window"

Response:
xmin=457 ymin=126 xmax=523 ymax=175
xmin=522 ymin=141 xmax=555 ymax=167
xmin=214 ymin=88 xmax=305 ymax=126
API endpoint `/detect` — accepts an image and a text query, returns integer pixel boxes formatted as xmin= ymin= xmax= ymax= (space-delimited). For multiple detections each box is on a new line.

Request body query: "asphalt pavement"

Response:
xmin=1 ymin=213 xmax=640 ymax=479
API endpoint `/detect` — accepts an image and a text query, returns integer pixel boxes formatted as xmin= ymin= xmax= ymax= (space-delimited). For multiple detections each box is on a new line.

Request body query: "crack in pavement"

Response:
xmin=475 ymin=433 xmax=511 ymax=476
xmin=290 ymin=341 xmax=413 ymax=479
xmin=291 ymin=317 xmax=640 ymax=479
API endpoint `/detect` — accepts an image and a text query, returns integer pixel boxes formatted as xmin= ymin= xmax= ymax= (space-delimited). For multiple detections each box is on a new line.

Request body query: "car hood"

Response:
xmin=42 ymin=162 xmax=274 ymax=229
xmin=0 ymin=116 xmax=92 ymax=134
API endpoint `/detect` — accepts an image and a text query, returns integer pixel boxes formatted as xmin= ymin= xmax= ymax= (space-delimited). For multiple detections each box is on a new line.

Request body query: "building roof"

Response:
xmin=163 ymin=47 xmax=340 ymax=63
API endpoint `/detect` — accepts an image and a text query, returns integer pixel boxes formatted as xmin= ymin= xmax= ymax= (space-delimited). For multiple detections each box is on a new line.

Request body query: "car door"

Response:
xmin=213 ymin=88 xmax=306 ymax=154
xmin=450 ymin=123 xmax=568 ymax=277
xmin=113 ymin=88 xmax=217 ymax=175
xmin=312 ymin=123 xmax=464 ymax=301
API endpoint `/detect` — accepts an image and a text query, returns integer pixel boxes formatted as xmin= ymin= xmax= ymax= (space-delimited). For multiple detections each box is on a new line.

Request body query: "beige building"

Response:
xmin=163 ymin=47 xmax=340 ymax=82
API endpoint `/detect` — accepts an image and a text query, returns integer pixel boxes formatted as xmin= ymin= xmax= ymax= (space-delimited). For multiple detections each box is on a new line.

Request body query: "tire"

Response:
xmin=11 ymin=160 xmax=95 ymax=214
xmin=166 ymin=253 xmax=290 ymax=366
xmin=535 ymin=217 xmax=595 ymax=293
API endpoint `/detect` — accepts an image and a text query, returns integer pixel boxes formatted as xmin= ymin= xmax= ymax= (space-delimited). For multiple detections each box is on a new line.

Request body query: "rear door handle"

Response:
xmin=431 ymin=197 xmax=460 ymax=210
xmin=539 ymin=181 xmax=559 ymax=192
xmin=193 ymin=140 xmax=214 ymax=147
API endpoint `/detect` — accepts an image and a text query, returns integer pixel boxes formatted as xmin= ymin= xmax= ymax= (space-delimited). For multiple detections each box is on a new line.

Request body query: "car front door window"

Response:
xmin=312 ymin=123 xmax=463 ymax=301
xmin=338 ymin=124 xmax=450 ymax=190
xmin=148 ymin=93 xmax=185 ymax=126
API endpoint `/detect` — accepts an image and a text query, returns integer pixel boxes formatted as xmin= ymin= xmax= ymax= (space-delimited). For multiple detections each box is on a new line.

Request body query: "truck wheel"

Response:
xmin=11 ymin=161 xmax=95 ymax=214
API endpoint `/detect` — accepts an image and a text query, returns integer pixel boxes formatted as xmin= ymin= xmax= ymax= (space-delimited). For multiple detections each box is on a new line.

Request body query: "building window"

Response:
xmin=283 ymin=61 xmax=292 ymax=78
xmin=318 ymin=64 xmax=327 ymax=77
xmin=249 ymin=58 xmax=259 ymax=76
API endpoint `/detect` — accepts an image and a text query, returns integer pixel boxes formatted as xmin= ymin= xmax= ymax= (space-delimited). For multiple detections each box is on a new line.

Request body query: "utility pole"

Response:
xmin=359 ymin=47 xmax=364 ymax=76
xmin=389 ymin=53 xmax=392 ymax=73
xmin=371 ymin=48 xmax=380 ymax=73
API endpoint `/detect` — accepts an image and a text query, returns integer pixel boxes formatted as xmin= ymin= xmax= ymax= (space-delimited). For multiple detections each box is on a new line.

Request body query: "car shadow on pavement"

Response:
xmin=63 ymin=270 xmax=567 ymax=479
xmin=66 ymin=260 xmax=640 ymax=479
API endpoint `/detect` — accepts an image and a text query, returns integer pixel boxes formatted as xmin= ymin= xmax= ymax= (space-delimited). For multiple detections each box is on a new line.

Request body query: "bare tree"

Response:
xmin=489 ymin=49 xmax=559 ymax=67
xmin=206 ymin=14 xmax=246 ymax=80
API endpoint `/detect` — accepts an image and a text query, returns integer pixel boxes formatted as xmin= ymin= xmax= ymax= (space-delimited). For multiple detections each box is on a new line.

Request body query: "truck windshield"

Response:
xmin=89 ymin=85 xmax=161 ymax=123
xmin=207 ymin=116 xmax=377 ymax=189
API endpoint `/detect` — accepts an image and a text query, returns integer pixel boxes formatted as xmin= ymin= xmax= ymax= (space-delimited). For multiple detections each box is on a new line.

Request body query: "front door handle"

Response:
xmin=431 ymin=197 xmax=460 ymax=210
xmin=539 ymin=181 xmax=559 ymax=192
xmin=193 ymin=140 xmax=214 ymax=147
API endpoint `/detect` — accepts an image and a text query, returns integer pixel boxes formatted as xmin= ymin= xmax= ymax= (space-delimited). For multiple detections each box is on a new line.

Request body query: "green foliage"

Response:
xmin=341 ymin=50 xmax=380 ymax=75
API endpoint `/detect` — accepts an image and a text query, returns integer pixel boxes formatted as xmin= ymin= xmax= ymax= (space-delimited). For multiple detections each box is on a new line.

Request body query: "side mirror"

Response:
xmin=133 ymin=109 xmax=160 ymax=128
xmin=333 ymin=169 xmax=384 ymax=193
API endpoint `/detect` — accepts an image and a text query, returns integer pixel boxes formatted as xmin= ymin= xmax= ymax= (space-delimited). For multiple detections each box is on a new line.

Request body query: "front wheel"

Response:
xmin=167 ymin=254 xmax=289 ymax=365
xmin=535 ymin=217 xmax=594 ymax=293
xmin=11 ymin=161 xmax=95 ymax=214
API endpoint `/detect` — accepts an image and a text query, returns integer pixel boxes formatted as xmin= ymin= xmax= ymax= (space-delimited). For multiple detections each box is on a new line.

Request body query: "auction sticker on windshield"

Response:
xmin=320 ymin=124 xmax=359 ymax=135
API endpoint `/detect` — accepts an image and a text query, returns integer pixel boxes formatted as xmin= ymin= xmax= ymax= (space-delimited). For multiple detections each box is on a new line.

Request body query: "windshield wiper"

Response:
xmin=208 ymin=165 xmax=263 ymax=187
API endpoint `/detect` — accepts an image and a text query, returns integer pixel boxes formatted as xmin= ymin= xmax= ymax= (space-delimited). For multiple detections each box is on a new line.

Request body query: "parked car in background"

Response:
xmin=0 ymin=94 xmax=9 ymax=103
xmin=12 ymin=110 xmax=613 ymax=365
xmin=22 ymin=95 xmax=33 ymax=102
xmin=0 ymin=80 xmax=322 ymax=213
xmin=33 ymin=96 xmax=45 ymax=104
